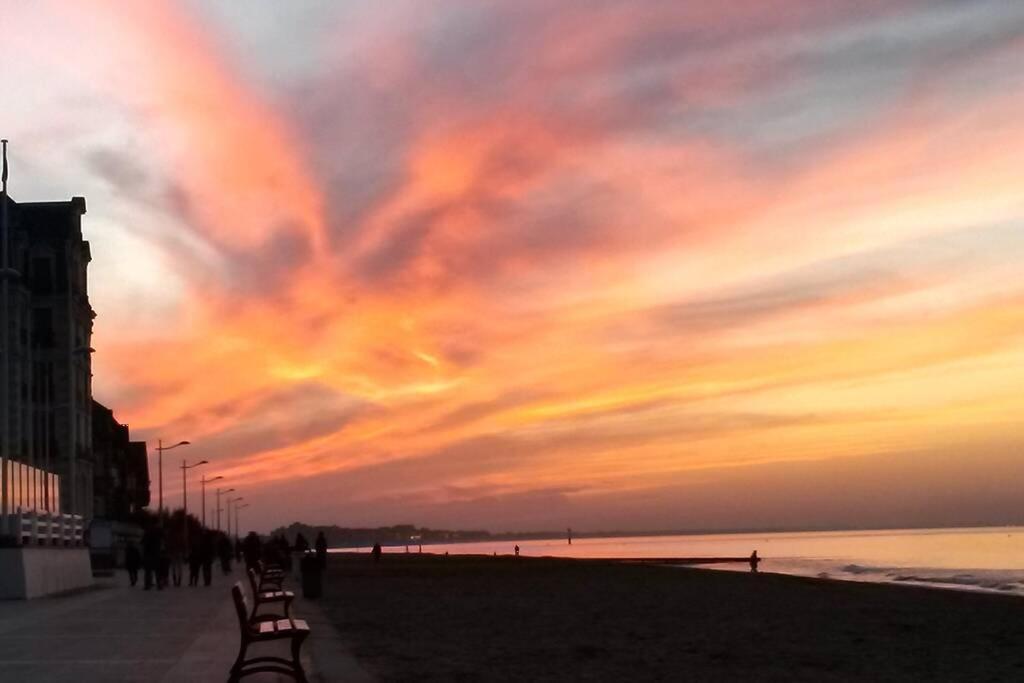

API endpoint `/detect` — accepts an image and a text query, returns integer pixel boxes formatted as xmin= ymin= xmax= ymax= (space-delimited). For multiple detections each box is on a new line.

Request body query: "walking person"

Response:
xmin=168 ymin=526 xmax=184 ymax=588
xmin=294 ymin=533 xmax=310 ymax=554
xmin=315 ymin=531 xmax=328 ymax=568
xmin=218 ymin=535 xmax=234 ymax=575
xmin=188 ymin=538 xmax=202 ymax=587
xmin=201 ymin=531 xmax=215 ymax=587
xmin=243 ymin=531 xmax=262 ymax=571
xmin=158 ymin=546 xmax=171 ymax=589
xmin=125 ymin=541 xmax=141 ymax=587
xmin=142 ymin=523 xmax=162 ymax=591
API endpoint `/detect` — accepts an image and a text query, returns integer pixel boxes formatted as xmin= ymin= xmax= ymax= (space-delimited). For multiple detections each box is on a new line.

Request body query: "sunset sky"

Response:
xmin=2 ymin=1 xmax=1023 ymax=533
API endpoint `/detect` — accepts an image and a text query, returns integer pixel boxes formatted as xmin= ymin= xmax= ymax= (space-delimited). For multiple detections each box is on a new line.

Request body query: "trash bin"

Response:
xmin=300 ymin=553 xmax=323 ymax=598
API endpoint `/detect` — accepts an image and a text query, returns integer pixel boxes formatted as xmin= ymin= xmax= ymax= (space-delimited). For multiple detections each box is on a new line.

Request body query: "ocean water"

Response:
xmin=353 ymin=526 xmax=1024 ymax=596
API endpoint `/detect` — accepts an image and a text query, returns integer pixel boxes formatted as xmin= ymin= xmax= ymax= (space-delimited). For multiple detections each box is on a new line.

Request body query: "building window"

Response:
xmin=31 ymin=308 xmax=54 ymax=349
xmin=31 ymin=257 xmax=54 ymax=294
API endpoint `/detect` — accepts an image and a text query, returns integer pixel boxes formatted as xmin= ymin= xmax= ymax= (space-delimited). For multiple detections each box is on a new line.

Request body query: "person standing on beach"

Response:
xmin=371 ymin=542 xmax=382 ymax=563
xmin=514 ymin=545 xmax=520 ymax=557
xmin=749 ymin=550 xmax=760 ymax=573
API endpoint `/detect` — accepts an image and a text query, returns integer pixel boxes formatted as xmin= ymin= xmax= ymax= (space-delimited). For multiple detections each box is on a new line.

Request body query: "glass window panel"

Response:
xmin=15 ymin=464 xmax=20 ymax=511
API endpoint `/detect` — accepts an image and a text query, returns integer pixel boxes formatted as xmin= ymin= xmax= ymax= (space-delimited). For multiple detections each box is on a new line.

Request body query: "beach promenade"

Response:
xmin=0 ymin=568 xmax=373 ymax=682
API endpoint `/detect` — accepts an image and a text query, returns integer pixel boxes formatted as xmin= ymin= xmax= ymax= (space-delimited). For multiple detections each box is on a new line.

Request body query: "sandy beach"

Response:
xmin=319 ymin=552 xmax=1024 ymax=682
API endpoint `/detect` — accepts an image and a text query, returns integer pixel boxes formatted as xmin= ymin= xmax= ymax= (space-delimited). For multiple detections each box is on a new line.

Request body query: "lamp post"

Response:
xmin=216 ymin=487 xmax=234 ymax=532
xmin=235 ymin=503 xmax=250 ymax=541
xmin=180 ymin=459 xmax=208 ymax=548
xmin=0 ymin=140 xmax=10 ymax=529
xmin=227 ymin=496 xmax=244 ymax=542
xmin=155 ymin=439 xmax=189 ymax=514
xmin=200 ymin=475 xmax=222 ymax=529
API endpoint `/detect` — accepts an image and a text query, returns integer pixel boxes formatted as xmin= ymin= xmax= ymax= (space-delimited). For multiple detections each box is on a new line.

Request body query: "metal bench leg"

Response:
xmin=291 ymin=633 xmax=309 ymax=683
xmin=229 ymin=638 xmax=249 ymax=682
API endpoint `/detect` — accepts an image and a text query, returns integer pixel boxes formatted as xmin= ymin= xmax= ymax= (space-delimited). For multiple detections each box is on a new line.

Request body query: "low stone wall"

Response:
xmin=0 ymin=547 xmax=94 ymax=599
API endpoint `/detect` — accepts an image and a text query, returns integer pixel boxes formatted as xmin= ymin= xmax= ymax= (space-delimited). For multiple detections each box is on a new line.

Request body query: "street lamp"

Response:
xmin=155 ymin=439 xmax=190 ymax=514
xmin=180 ymin=459 xmax=208 ymax=548
xmin=216 ymin=487 xmax=235 ymax=532
xmin=227 ymin=496 xmax=244 ymax=542
xmin=200 ymin=475 xmax=222 ymax=529
xmin=235 ymin=503 xmax=250 ymax=540
xmin=0 ymin=139 xmax=10 ymax=526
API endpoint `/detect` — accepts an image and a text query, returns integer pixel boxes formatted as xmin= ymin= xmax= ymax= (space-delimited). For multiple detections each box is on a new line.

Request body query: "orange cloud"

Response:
xmin=9 ymin=1 xmax=1024 ymax=530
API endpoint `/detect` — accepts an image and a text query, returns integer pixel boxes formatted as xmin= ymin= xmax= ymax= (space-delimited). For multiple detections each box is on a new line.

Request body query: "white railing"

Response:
xmin=3 ymin=510 xmax=85 ymax=547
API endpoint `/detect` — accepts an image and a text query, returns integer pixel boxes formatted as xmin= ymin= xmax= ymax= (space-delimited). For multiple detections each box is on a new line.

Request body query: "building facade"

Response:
xmin=91 ymin=401 xmax=149 ymax=521
xmin=1 ymin=195 xmax=94 ymax=518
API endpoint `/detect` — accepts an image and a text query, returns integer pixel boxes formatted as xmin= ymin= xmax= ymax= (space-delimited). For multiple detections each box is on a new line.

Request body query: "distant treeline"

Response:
xmin=268 ymin=522 xmax=575 ymax=548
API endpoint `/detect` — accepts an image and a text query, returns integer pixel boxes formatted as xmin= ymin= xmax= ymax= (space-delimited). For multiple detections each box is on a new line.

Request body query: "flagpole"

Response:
xmin=1 ymin=139 xmax=11 ymax=528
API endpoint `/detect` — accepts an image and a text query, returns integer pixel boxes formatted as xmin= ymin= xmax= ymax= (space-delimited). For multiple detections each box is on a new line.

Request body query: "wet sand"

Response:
xmin=319 ymin=552 xmax=1024 ymax=682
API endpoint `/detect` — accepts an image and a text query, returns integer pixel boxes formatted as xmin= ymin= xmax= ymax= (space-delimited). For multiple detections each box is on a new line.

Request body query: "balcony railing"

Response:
xmin=3 ymin=510 xmax=85 ymax=547
xmin=3 ymin=460 xmax=60 ymax=515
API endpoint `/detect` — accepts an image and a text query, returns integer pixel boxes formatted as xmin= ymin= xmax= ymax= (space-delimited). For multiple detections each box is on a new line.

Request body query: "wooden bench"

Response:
xmin=257 ymin=560 xmax=285 ymax=591
xmin=247 ymin=567 xmax=294 ymax=622
xmin=230 ymin=582 xmax=309 ymax=682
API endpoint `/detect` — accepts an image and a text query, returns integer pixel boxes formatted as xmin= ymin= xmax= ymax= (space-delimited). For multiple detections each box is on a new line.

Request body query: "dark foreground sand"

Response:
xmin=319 ymin=553 xmax=1024 ymax=682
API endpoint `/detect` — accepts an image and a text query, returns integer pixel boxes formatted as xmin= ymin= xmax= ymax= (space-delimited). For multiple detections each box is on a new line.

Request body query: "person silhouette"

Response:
xmin=371 ymin=542 xmax=382 ymax=564
xmin=125 ymin=541 xmax=141 ymax=587
xmin=242 ymin=531 xmax=262 ymax=571
xmin=514 ymin=544 xmax=520 ymax=557
xmin=188 ymin=538 xmax=202 ymax=587
xmin=315 ymin=531 xmax=329 ymax=568
xmin=218 ymin=535 xmax=233 ymax=574
xmin=141 ymin=523 xmax=163 ymax=590
xmin=749 ymin=550 xmax=761 ymax=573
xmin=201 ymin=531 xmax=215 ymax=587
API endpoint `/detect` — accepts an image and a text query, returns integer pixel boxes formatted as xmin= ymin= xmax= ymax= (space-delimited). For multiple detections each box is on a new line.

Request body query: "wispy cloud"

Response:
xmin=3 ymin=0 xmax=1024 ymax=530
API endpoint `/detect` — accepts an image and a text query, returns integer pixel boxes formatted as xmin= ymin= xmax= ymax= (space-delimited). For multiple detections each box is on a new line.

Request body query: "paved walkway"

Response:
xmin=0 ymin=567 xmax=374 ymax=682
